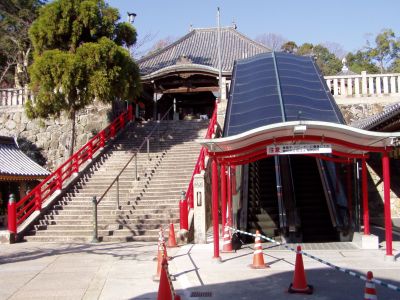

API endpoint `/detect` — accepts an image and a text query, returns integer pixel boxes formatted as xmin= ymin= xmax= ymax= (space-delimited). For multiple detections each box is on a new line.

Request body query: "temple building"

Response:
xmin=137 ymin=26 xmax=270 ymax=120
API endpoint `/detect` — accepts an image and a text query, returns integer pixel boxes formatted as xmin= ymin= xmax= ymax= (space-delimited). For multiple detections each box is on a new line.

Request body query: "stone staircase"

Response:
xmin=24 ymin=120 xmax=208 ymax=242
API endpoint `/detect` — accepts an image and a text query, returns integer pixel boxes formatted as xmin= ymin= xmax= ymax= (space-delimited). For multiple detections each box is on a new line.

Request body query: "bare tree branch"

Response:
xmin=255 ymin=33 xmax=288 ymax=51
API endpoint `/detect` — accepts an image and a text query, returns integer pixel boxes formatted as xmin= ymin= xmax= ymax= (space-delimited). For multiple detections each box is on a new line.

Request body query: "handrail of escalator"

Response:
xmin=279 ymin=156 xmax=299 ymax=233
xmin=287 ymin=157 xmax=300 ymax=230
xmin=274 ymin=156 xmax=287 ymax=229
xmin=316 ymin=159 xmax=342 ymax=228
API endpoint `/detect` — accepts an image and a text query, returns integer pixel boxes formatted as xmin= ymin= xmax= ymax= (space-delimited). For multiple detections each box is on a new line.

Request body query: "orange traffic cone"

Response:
xmin=157 ymin=258 xmax=181 ymax=300
xmin=288 ymin=246 xmax=313 ymax=294
xmin=167 ymin=223 xmax=178 ymax=248
xmin=364 ymin=271 xmax=377 ymax=300
xmin=221 ymin=222 xmax=234 ymax=253
xmin=249 ymin=230 xmax=269 ymax=269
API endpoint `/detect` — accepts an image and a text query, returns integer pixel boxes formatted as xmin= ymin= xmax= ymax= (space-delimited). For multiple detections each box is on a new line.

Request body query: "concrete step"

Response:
xmin=38 ymin=217 xmax=179 ymax=226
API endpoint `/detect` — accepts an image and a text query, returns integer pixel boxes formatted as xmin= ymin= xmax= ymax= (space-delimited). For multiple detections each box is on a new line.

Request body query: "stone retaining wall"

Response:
xmin=338 ymin=103 xmax=388 ymax=124
xmin=0 ymin=104 xmax=112 ymax=171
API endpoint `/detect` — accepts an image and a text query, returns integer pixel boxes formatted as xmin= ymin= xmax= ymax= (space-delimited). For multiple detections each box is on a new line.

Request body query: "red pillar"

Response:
xmin=7 ymin=194 xmax=16 ymax=235
xmin=361 ymin=158 xmax=370 ymax=235
xmin=346 ymin=163 xmax=353 ymax=222
xmin=211 ymin=157 xmax=221 ymax=260
xmin=221 ymin=164 xmax=227 ymax=231
xmin=227 ymin=166 xmax=232 ymax=227
xmin=382 ymin=152 xmax=393 ymax=257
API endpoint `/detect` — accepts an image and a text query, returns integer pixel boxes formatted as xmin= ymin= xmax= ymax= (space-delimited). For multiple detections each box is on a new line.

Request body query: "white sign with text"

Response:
xmin=266 ymin=144 xmax=332 ymax=155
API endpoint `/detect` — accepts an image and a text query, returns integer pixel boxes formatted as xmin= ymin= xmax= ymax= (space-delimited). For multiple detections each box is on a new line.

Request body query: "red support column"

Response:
xmin=7 ymin=194 xmax=16 ymax=235
xmin=382 ymin=152 xmax=393 ymax=257
xmin=227 ymin=166 xmax=232 ymax=228
xmin=221 ymin=164 xmax=227 ymax=232
xmin=346 ymin=163 xmax=353 ymax=222
xmin=361 ymin=158 xmax=370 ymax=235
xmin=211 ymin=157 xmax=221 ymax=260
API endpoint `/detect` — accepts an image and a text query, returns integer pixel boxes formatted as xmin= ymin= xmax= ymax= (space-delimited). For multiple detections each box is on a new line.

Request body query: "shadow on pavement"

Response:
xmin=0 ymin=242 xmax=158 ymax=265
xmin=135 ymin=267 xmax=400 ymax=300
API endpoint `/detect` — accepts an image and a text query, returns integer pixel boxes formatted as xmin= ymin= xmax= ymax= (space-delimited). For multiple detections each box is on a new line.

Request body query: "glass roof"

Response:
xmin=224 ymin=52 xmax=345 ymax=137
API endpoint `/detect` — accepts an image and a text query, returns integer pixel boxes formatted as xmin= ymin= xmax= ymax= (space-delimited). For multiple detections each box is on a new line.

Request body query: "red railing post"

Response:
xmin=73 ymin=155 xmax=79 ymax=173
xmin=128 ymin=104 xmax=133 ymax=121
xmin=120 ymin=114 xmax=125 ymax=129
xmin=35 ymin=188 xmax=42 ymax=211
xmin=7 ymin=194 xmax=16 ymax=235
xmin=110 ymin=124 xmax=116 ymax=138
xmin=199 ymin=149 xmax=205 ymax=171
xmin=88 ymin=141 xmax=93 ymax=160
xmin=57 ymin=169 xmax=63 ymax=191
xmin=180 ymin=191 xmax=188 ymax=231
xmin=99 ymin=131 xmax=105 ymax=148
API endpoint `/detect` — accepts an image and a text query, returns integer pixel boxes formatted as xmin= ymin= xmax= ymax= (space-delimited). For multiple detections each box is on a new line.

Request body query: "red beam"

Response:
xmin=210 ymin=135 xmax=390 ymax=158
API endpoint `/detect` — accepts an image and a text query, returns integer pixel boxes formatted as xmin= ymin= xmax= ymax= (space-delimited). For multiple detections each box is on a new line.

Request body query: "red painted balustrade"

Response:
xmin=180 ymin=102 xmax=218 ymax=230
xmin=8 ymin=105 xmax=134 ymax=234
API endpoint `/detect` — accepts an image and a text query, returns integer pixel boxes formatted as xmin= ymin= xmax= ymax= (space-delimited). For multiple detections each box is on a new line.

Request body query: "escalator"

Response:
xmin=224 ymin=52 xmax=351 ymax=243
xmin=290 ymin=156 xmax=338 ymax=242
xmin=247 ymin=157 xmax=280 ymax=238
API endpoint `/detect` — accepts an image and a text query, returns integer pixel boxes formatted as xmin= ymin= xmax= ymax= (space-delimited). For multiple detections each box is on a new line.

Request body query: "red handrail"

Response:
xmin=181 ymin=102 xmax=218 ymax=230
xmin=11 ymin=105 xmax=134 ymax=230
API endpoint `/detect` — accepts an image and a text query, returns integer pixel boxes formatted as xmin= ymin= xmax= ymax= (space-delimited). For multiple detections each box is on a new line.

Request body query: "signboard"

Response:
xmin=266 ymin=144 xmax=332 ymax=155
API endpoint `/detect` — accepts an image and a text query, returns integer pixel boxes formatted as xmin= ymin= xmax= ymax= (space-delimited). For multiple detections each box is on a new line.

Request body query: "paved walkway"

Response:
xmin=0 ymin=237 xmax=399 ymax=299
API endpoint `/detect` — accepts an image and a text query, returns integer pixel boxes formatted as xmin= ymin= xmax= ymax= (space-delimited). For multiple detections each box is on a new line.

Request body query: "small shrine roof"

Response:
xmin=0 ymin=136 xmax=50 ymax=181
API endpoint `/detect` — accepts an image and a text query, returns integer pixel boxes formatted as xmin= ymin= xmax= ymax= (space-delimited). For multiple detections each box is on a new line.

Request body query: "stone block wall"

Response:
xmin=0 ymin=104 xmax=112 ymax=171
xmin=338 ymin=103 xmax=387 ymax=124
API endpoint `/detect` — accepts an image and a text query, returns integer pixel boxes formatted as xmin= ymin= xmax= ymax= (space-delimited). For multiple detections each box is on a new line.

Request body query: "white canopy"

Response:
xmin=197 ymin=121 xmax=400 ymax=158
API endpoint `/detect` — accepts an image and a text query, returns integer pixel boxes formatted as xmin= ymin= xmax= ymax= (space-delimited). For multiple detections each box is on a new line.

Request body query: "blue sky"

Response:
xmin=108 ymin=0 xmax=400 ymax=55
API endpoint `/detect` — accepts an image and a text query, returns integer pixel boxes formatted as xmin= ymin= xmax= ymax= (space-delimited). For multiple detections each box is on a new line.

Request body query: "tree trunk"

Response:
xmin=69 ymin=110 xmax=76 ymax=158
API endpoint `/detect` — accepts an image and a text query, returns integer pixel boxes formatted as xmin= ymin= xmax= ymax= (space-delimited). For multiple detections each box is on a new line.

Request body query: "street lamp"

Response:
xmin=127 ymin=12 xmax=137 ymax=24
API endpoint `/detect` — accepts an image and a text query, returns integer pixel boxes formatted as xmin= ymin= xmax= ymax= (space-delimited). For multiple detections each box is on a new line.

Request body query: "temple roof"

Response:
xmin=138 ymin=27 xmax=270 ymax=77
xmin=0 ymin=136 xmax=50 ymax=181
xmin=351 ymin=102 xmax=400 ymax=131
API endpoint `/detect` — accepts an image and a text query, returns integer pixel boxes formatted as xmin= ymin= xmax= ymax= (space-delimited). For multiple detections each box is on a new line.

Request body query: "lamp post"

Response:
xmin=127 ymin=12 xmax=136 ymax=24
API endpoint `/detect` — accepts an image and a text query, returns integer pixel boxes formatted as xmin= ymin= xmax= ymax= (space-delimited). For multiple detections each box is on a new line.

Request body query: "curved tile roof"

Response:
xmin=351 ymin=102 xmax=400 ymax=130
xmin=0 ymin=136 xmax=50 ymax=179
xmin=138 ymin=27 xmax=270 ymax=76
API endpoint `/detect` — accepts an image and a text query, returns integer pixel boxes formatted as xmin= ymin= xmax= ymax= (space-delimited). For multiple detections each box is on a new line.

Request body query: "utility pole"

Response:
xmin=217 ymin=7 xmax=222 ymax=103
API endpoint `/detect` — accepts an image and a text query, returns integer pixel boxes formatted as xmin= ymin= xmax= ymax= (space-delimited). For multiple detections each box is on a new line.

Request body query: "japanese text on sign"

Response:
xmin=266 ymin=144 xmax=332 ymax=155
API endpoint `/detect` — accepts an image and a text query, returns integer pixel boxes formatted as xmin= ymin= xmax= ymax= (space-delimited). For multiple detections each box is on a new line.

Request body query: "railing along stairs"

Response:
xmin=90 ymin=106 xmax=173 ymax=241
xmin=7 ymin=106 xmax=135 ymax=239
xmin=180 ymin=102 xmax=218 ymax=230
